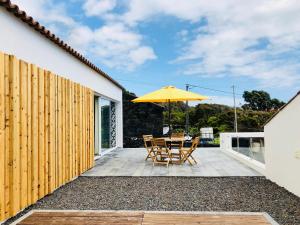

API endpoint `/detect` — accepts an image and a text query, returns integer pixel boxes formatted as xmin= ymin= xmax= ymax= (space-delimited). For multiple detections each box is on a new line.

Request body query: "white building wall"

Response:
xmin=264 ymin=94 xmax=300 ymax=197
xmin=0 ymin=8 xmax=123 ymax=147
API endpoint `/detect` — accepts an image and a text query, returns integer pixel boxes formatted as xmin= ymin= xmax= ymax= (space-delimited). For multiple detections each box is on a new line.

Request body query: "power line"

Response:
xmin=116 ymin=78 xmax=244 ymax=96
xmin=187 ymin=84 xmax=244 ymax=96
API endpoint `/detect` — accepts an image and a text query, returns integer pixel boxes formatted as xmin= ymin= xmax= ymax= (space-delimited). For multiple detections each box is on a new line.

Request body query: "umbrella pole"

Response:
xmin=168 ymin=99 xmax=171 ymax=137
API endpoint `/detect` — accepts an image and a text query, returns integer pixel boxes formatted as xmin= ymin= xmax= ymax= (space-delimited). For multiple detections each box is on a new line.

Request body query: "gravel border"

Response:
xmin=3 ymin=177 xmax=300 ymax=225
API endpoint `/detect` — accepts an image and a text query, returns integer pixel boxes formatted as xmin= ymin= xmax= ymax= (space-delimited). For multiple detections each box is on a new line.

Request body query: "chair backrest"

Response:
xmin=190 ymin=137 xmax=200 ymax=151
xmin=143 ymin=135 xmax=153 ymax=149
xmin=171 ymin=132 xmax=184 ymax=139
xmin=153 ymin=138 xmax=167 ymax=148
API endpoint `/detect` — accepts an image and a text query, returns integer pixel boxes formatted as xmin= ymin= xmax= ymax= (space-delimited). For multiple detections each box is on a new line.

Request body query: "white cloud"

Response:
xmin=122 ymin=0 xmax=222 ymax=26
xmin=12 ymin=0 xmax=75 ymax=27
xmin=169 ymin=0 xmax=300 ymax=87
xmin=128 ymin=47 xmax=156 ymax=68
xmin=83 ymin=0 xmax=116 ymax=17
xmin=12 ymin=0 xmax=156 ymax=70
xmin=11 ymin=0 xmax=300 ymax=80
xmin=117 ymin=0 xmax=300 ymax=87
xmin=68 ymin=23 xmax=156 ymax=70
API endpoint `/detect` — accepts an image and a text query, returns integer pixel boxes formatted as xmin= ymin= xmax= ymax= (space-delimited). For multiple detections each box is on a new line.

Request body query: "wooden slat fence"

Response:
xmin=0 ymin=52 xmax=95 ymax=222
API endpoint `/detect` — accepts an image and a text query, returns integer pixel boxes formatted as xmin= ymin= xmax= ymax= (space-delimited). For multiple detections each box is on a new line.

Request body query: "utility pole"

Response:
xmin=232 ymin=85 xmax=239 ymax=151
xmin=185 ymin=84 xmax=190 ymax=135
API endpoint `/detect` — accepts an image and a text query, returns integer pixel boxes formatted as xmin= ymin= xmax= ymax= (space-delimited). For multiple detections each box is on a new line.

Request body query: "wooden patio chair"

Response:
xmin=170 ymin=132 xmax=184 ymax=149
xmin=143 ymin=135 xmax=156 ymax=161
xmin=152 ymin=138 xmax=171 ymax=167
xmin=179 ymin=137 xmax=200 ymax=165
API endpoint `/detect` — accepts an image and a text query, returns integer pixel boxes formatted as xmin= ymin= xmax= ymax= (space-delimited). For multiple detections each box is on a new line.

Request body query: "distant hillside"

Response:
xmin=164 ymin=103 xmax=274 ymax=136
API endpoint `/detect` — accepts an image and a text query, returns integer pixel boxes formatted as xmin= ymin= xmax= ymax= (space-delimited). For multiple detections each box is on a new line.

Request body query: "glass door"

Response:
xmin=94 ymin=96 xmax=117 ymax=156
xmin=101 ymin=99 xmax=111 ymax=150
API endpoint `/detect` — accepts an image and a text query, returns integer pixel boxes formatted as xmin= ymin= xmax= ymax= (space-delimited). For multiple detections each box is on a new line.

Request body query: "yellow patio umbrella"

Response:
xmin=132 ymin=86 xmax=209 ymax=135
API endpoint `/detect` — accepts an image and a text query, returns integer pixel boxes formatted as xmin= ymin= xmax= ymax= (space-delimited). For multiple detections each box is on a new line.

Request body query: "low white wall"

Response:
xmin=220 ymin=132 xmax=264 ymax=151
xmin=220 ymin=132 xmax=266 ymax=175
xmin=221 ymin=148 xmax=266 ymax=175
xmin=264 ymin=94 xmax=300 ymax=198
xmin=0 ymin=8 xmax=123 ymax=147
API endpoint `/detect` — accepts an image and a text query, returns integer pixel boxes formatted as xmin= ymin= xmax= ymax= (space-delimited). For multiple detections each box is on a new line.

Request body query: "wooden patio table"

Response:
xmin=158 ymin=137 xmax=185 ymax=163
xmin=160 ymin=137 xmax=185 ymax=148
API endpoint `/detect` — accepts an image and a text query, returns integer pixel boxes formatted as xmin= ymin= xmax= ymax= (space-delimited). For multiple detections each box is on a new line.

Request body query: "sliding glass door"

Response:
xmin=94 ymin=96 xmax=117 ymax=156
xmin=100 ymin=99 xmax=110 ymax=149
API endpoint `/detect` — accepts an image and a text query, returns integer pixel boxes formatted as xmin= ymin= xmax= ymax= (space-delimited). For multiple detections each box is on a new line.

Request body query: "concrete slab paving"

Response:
xmin=83 ymin=147 xmax=261 ymax=176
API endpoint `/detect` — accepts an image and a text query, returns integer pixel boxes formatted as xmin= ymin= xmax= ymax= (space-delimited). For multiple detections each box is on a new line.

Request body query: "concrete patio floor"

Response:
xmin=83 ymin=148 xmax=261 ymax=176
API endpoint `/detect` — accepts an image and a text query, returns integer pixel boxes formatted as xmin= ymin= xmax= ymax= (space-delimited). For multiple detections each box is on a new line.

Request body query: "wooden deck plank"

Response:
xmin=14 ymin=211 xmax=273 ymax=225
xmin=18 ymin=212 xmax=143 ymax=225
xmin=143 ymin=213 xmax=270 ymax=225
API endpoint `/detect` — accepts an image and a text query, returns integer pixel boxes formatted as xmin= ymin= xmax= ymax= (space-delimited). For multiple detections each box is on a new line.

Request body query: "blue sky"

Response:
xmin=14 ymin=0 xmax=300 ymax=106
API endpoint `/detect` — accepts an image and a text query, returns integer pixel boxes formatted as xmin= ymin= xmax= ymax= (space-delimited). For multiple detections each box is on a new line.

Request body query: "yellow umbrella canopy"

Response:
xmin=132 ymin=86 xmax=208 ymax=103
xmin=132 ymin=86 xmax=209 ymax=135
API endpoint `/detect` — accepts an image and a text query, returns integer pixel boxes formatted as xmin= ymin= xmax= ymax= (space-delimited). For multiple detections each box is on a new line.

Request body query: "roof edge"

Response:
xmin=0 ymin=0 xmax=124 ymax=90
xmin=264 ymin=91 xmax=300 ymax=126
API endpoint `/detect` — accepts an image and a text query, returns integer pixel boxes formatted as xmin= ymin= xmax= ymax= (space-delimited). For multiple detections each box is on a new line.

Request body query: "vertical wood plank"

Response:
xmin=62 ymin=79 xmax=66 ymax=184
xmin=38 ymin=68 xmax=45 ymax=198
xmin=66 ymin=80 xmax=70 ymax=181
xmin=20 ymin=60 xmax=28 ymax=209
xmin=31 ymin=64 xmax=39 ymax=203
xmin=48 ymin=73 xmax=56 ymax=193
xmin=64 ymin=79 xmax=68 ymax=182
xmin=90 ymin=90 xmax=94 ymax=168
xmin=26 ymin=64 xmax=32 ymax=205
xmin=79 ymin=86 xmax=83 ymax=174
xmin=76 ymin=86 xmax=78 ymax=172
xmin=54 ymin=75 xmax=58 ymax=188
xmin=72 ymin=83 xmax=76 ymax=177
xmin=57 ymin=77 xmax=62 ymax=186
xmin=69 ymin=82 xmax=74 ymax=178
xmin=75 ymin=84 xmax=80 ymax=175
xmin=10 ymin=55 xmax=21 ymax=216
xmin=4 ymin=55 xmax=10 ymax=219
xmin=82 ymin=89 xmax=86 ymax=172
xmin=86 ymin=89 xmax=89 ymax=168
xmin=44 ymin=71 xmax=50 ymax=194
xmin=85 ymin=89 xmax=88 ymax=169
xmin=0 ymin=52 xmax=5 ymax=221
xmin=87 ymin=90 xmax=91 ymax=169
xmin=55 ymin=74 xmax=58 ymax=189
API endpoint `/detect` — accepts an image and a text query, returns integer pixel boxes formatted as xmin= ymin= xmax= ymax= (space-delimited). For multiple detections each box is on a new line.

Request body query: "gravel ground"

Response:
xmin=4 ymin=177 xmax=300 ymax=225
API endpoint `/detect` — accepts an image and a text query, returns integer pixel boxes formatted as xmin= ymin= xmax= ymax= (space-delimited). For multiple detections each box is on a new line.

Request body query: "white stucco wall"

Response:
xmin=0 ymin=8 xmax=123 ymax=147
xmin=264 ymin=94 xmax=300 ymax=197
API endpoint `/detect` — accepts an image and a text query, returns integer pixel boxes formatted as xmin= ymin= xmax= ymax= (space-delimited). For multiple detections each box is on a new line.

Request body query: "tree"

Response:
xmin=242 ymin=90 xmax=272 ymax=111
xmin=271 ymin=98 xmax=285 ymax=110
xmin=242 ymin=90 xmax=285 ymax=111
